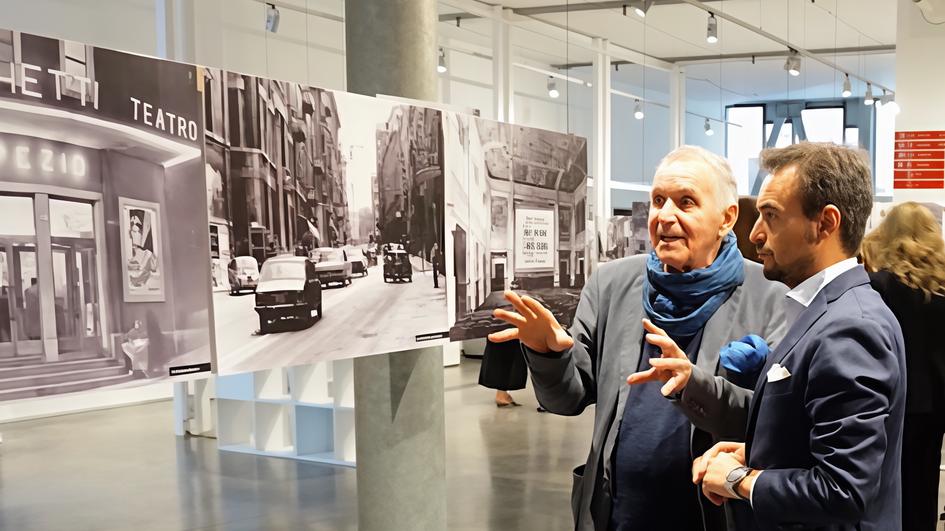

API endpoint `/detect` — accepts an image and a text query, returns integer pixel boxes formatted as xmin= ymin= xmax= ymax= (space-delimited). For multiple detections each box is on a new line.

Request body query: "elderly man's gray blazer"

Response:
xmin=524 ymin=254 xmax=788 ymax=531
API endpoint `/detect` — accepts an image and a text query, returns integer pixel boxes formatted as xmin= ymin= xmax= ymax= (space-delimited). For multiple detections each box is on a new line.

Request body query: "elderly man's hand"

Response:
xmin=488 ymin=291 xmax=574 ymax=354
xmin=626 ymin=319 xmax=693 ymax=396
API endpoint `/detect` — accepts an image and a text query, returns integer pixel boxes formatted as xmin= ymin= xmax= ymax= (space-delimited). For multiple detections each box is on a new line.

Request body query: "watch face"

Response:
xmin=726 ymin=467 xmax=747 ymax=483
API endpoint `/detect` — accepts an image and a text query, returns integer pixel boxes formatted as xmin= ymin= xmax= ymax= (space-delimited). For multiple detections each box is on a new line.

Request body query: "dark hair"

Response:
xmin=760 ymin=142 xmax=873 ymax=255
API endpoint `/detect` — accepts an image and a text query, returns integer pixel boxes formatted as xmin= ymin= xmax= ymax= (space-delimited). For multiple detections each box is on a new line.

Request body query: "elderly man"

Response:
xmin=489 ymin=145 xmax=787 ymax=531
xmin=634 ymin=143 xmax=906 ymax=531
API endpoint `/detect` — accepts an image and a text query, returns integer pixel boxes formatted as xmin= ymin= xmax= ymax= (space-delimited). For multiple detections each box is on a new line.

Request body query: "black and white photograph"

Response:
xmin=447 ymin=116 xmax=591 ymax=341
xmin=600 ymin=201 xmax=651 ymax=262
xmin=203 ymin=74 xmax=449 ymax=375
xmin=0 ymin=29 xmax=214 ymax=400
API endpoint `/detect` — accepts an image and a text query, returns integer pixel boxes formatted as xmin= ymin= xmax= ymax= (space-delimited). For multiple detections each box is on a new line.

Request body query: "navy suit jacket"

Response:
xmin=678 ymin=265 xmax=906 ymax=530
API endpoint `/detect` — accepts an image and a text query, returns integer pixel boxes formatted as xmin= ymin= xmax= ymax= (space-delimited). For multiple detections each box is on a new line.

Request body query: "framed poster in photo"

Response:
xmin=118 ymin=197 xmax=165 ymax=302
xmin=514 ymin=206 xmax=555 ymax=271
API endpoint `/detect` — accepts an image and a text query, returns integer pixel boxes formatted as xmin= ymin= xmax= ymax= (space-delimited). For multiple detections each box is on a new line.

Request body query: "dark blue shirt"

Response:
xmin=610 ymin=331 xmax=705 ymax=531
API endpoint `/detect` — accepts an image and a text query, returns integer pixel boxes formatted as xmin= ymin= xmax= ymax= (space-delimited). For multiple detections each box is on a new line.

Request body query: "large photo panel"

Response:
xmin=203 ymin=74 xmax=449 ymax=375
xmin=0 ymin=29 xmax=214 ymax=401
xmin=447 ymin=116 xmax=590 ymax=341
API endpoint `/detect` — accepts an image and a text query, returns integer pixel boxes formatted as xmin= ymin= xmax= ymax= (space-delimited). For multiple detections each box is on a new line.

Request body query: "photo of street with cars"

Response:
xmin=202 ymin=73 xmax=449 ymax=374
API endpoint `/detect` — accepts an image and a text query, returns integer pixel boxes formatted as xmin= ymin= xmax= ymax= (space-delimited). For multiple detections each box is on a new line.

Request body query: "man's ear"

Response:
xmin=818 ymin=204 xmax=842 ymax=240
xmin=720 ymin=202 xmax=739 ymax=238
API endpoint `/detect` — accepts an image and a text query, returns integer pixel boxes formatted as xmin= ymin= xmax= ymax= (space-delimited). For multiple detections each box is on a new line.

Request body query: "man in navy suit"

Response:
xmin=629 ymin=142 xmax=906 ymax=531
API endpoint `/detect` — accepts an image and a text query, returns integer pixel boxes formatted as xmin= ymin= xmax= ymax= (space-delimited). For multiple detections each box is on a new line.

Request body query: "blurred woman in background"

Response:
xmin=861 ymin=201 xmax=945 ymax=531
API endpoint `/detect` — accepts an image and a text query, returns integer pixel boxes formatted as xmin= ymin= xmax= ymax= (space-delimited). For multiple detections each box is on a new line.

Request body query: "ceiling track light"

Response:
xmin=437 ymin=48 xmax=447 ymax=74
xmin=633 ymin=0 xmax=652 ymax=18
xmin=864 ymin=83 xmax=874 ymax=106
xmin=841 ymin=74 xmax=852 ymax=98
xmin=784 ymin=50 xmax=801 ymax=77
xmin=706 ymin=12 xmax=718 ymax=44
xmin=265 ymin=3 xmax=280 ymax=33
xmin=704 ymin=118 xmax=714 ymax=136
xmin=634 ymin=99 xmax=644 ymax=120
xmin=547 ymin=76 xmax=560 ymax=99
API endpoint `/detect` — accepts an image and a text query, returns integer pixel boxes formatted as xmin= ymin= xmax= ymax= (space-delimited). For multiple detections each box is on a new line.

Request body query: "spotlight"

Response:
xmin=634 ymin=99 xmax=644 ymax=120
xmin=437 ymin=48 xmax=447 ymax=74
xmin=547 ymin=76 xmax=560 ymax=99
xmin=841 ymin=74 xmax=852 ymax=98
xmin=704 ymin=118 xmax=714 ymax=136
xmin=706 ymin=13 xmax=718 ymax=44
xmin=864 ymin=83 xmax=874 ymax=106
xmin=784 ymin=51 xmax=801 ymax=77
xmin=265 ymin=3 xmax=280 ymax=33
xmin=633 ymin=0 xmax=651 ymax=17
xmin=880 ymin=91 xmax=900 ymax=115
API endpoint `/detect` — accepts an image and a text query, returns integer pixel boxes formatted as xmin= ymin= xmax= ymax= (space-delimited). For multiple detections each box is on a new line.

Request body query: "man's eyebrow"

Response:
xmin=757 ymin=202 xmax=782 ymax=212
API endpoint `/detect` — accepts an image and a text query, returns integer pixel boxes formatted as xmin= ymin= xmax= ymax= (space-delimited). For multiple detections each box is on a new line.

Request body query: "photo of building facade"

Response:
xmin=0 ymin=29 xmax=214 ymax=400
xmin=447 ymin=115 xmax=590 ymax=341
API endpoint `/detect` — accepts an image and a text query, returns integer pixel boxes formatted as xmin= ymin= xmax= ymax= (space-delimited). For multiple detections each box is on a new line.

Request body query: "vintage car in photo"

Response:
xmin=383 ymin=248 xmax=413 ymax=283
xmin=313 ymin=247 xmax=353 ymax=287
xmin=254 ymin=256 xmax=323 ymax=334
xmin=228 ymin=256 xmax=260 ymax=295
xmin=345 ymin=247 xmax=369 ymax=277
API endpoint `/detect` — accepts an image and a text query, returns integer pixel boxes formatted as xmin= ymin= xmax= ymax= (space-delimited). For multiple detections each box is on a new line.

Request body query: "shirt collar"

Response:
xmin=785 ymin=257 xmax=859 ymax=308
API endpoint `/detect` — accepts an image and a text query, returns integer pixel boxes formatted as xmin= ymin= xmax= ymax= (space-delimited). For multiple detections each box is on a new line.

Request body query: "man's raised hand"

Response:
xmin=487 ymin=291 xmax=574 ymax=354
xmin=626 ymin=318 xmax=693 ymax=396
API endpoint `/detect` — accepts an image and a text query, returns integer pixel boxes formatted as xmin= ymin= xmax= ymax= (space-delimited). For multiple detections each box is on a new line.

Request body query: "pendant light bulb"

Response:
xmin=841 ymin=74 xmax=852 ymax=98
xmin=706 ymin=13 xmax=718 ymax=44
xmin=634 ymin=99 xmax=644 ymax=120
xmin=547 ymin=76 xmax=560 ymax=99
xmin=704 ymin=118 xmax=714 ymax=137
xmin=864 ymin=83 xmax=874 ymax=106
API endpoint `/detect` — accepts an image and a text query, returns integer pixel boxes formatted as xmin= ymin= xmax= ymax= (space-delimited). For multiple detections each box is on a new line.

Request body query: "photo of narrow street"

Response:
xmin=213 ymin=256 xmax=446 ymax=374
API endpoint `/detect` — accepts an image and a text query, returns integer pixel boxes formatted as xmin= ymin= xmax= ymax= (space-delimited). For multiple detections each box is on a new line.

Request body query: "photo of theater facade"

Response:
xmin=0 ymin=29 xmax=213 ymax=400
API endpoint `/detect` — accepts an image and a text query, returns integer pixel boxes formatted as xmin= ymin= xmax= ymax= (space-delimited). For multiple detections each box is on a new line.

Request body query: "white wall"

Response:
xmin=0 ymin=0 xmax=158 ymax=55
xmin=893 ymin=0 xmax=945 ymax=203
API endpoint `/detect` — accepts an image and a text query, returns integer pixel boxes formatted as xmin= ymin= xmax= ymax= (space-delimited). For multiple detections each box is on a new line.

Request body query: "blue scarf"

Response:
xmin=642 ymin=232 xmax=744 ymax=338
xmin=720 ymin=334 xmax=769 ymax=387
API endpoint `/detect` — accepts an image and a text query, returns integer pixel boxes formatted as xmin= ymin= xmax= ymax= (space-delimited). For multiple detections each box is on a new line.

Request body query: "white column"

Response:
xmin=492 ymin=6 xmax=513 ymax=123
xmin=591 ymin=38 xmax=612 ymax=223
xmin=670 ymin=65 xmax=686 ymax=149
xmin=34 ymin=194 xmax=58 ymax=362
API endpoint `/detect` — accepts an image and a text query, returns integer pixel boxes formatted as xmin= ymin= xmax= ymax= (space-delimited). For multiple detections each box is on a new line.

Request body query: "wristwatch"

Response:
xmin=724 ymin=466 xmax=752 ymax=501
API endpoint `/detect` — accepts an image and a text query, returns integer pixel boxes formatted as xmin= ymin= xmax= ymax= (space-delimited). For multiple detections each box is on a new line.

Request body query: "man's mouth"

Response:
xmin=660 ymin=236 xmax=684 ymax=243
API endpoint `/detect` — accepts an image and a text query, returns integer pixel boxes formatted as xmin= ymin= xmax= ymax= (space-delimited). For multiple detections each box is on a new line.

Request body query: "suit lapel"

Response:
xmin=616 ymin=275 xmax=646 ymax=418
xmin=745 ymin=266 xmax=871 ymax=450
xmin=697 ymin=278 xmax=743 ymax=375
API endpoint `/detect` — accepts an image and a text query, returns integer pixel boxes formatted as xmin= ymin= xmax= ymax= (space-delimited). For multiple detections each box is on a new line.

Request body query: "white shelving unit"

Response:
xmin=215 ymin=358 xmax=356 ymax=467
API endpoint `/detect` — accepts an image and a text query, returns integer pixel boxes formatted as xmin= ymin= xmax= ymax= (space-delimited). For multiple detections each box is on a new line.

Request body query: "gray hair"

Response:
xmin=653 ymin=145 xmax=739 ymax=211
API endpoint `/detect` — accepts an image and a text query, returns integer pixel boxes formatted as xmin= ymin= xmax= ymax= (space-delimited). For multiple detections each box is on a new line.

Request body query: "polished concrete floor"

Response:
xmin=0 ymin=359 xmax=941 ymax=530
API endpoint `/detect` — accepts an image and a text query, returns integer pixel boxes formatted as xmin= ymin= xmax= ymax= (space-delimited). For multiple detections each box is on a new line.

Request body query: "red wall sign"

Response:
xmin=894 ymin=130 xmax=945 ymax=190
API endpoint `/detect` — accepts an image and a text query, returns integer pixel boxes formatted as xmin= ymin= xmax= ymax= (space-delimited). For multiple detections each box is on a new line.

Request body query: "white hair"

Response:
xmin=653 ymin=145 xmax=738 ymax=210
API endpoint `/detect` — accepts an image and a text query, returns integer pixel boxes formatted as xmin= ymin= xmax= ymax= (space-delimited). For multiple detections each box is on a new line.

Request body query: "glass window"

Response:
xmin=49 ymin=199 xmax=94 ymax=238
xmin=800 ymin=108 xmax=844 ymax=144
xmin=725 ymin=106 xmax=764 ymax=194
xmin=875 ymin=104 xmax=896 ymax=197
xmin=0 ymin=196 xmax=36 ymax=236
xmin=844 ymin=127 xmax=860 ymax=148
xmin=0 ymin=30 xmax=13 ymax=63
xmin=765 ymin=122 xmax=794 ymax=148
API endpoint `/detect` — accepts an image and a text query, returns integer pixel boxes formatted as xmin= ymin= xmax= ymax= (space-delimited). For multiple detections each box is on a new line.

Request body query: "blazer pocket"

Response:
xmin=571 ymin=464 xmax=586 ymax=524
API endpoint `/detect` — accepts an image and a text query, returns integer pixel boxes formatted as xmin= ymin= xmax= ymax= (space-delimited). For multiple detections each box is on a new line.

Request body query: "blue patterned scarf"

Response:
xmin=642 ymin=232 xmax=744 ymax=338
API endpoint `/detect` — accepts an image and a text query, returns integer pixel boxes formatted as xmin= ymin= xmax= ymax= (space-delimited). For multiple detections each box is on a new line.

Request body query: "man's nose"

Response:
xmin=749 ymin=217 xmax=764 ymax=244
xmin=658 ymin=200 xmax=679 ymax=223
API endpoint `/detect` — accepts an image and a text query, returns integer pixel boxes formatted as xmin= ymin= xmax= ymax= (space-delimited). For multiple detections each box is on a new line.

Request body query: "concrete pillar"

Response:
xmin=893 ymin=0 xmax=945 ymax=203
xmin=344 ymin=2 xmax=447 ymax=530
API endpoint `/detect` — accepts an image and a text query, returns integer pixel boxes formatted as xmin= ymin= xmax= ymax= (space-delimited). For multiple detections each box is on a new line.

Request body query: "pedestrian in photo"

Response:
xmin=490 ymin=145 xmax=788 ymax=531
xmin=861 ymin=201 xmax=945 ymax=531
xmin=636 ymin=143 xmax=906 ymax=531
